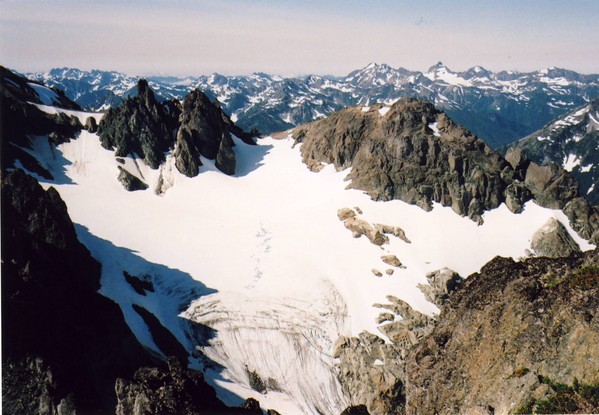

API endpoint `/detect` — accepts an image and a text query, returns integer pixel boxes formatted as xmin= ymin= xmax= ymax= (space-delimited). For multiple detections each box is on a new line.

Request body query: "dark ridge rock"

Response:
xmin=174 ymin=127 xmax=202 ymax=177
xmin=340 ymin=405 xmax=371 ymax=415
xmin=115 ymin=356 xmax=227 ymax=415
xmin=504 ymin=98 xmax=599 ymax=204
xmin=1 ymin=69 xmax=83 ymax=179
xmin=1 ymin=66 xmax=81 ymax=110
xmin=1 ymin=169 xmax=157 ymax=414
xmin=174 ymin=89 xmax=257 ymax=176
xmin=98 ymin=83 xmax=256 ymax=178
xmin=132 ymin=304 xmax=189 ymax=366
xmin=178 ymin=89 xmax=234 ymax=160
xmin=117 ymin=166 xmax=149 ymax=191
xmin=2 ymin=356 xmax=73 ymax=415
xmin=84 ymin=115 xmax=98 ymax=133
xmin=292 ymin=99 xmax=516 ymax=222
xmin=215 ymin=132 xmax=236 ymax=175
xmin=97 ymin=79 xmax=178 ymax=169
xmin=240 ymin=397 xmax=263 ymax=414
xmin=123 ymin=271 xmax=155 ymax=296
xmin=406 ymin=249 xmax=599 ymax=415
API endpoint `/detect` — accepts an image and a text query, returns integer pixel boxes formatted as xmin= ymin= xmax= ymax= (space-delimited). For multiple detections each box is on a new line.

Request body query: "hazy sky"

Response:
xmin=1 ymin=0 xmax=598 ymax=77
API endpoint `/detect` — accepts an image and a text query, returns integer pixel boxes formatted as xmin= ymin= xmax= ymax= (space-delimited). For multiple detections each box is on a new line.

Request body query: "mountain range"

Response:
xmin=506 ymin=98 xmax=599 ymax=204
xmin=2 ymin=66 xmax=599 ymax=415
xmin=28 ymin=63 xmax=599 ymax=148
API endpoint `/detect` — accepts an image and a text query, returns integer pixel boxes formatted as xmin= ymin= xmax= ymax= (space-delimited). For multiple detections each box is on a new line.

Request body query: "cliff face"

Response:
xmin=406 ymin=251 xmax=599 ymax=415
xmin=1 ymin=169 xmax=157 ymax=414
xmin=293 ymin=99 xmax=519 ymax=222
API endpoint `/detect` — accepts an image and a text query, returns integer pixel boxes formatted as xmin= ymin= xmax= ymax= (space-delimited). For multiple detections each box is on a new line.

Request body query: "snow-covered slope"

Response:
xmin=28 ymin=64 xmax=599 ymax=147
xmin=17 ymin=103 xmax=595 ymax=414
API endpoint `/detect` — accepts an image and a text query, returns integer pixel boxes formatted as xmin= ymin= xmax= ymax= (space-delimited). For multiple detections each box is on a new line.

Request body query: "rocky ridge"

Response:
xmin=28 ymin=64 xmax=599 ymax=147
xmin=1 ymin=169 xmax=157 ymax=414
xmin=97 ymin=79 xmax=179 ymax=169
xmin=291 ymin=99 xmax=599 ymax=242
xmin=1 ymin=67 xmax=85 ymax=180
xmin=406 ymin=250 xmax=599 ymax=415
xmin=97 ymin=79 xmax=257 ymax=181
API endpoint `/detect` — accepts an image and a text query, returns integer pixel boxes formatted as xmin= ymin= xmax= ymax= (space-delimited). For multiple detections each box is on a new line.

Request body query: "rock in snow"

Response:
xmin=531 ymin=217 xmax=582 ymax=258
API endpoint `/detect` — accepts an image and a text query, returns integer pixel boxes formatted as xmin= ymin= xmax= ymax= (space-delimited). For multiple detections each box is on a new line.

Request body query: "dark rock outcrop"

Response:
xmin=292 ymin=98 xmax=599 ymax=241
xmin=504 ymin=146 xmax=582 ymax=210
xmin=174 ymin=89 xmax=255 ymax=176
xmin=406 ymin=250 xmax=599 ymax=415
xmin=115 ymin=357 xmax=267 ymax=415
xmin=563 ymin=197 xmax=599 ymax=244
xmin=84 ymin=116 xmax=98 ymax=133
xmin=340 ymin=404 xmax=371 ymax=415
xmin=505 ymin=148 xmax=599 ymax=244
xmin=293 ymin=99 xmax=518 ymax=222
xmin=1 ymin=169 xmax=156 ymax=414
xmin=1 ymin=69 xmax=83 ymax=178
xmin=98 ymin=81 xmax=256 ymax=177
xmin=115 ymin=357 xmax=226 ymax=415
xmin=1 ymin=66 xmax=81 ymax=110
xmin=117 ymin=166 xmax=149 ymax=191
xmin=215 ymin=131 xmax=236 ymax=175
xmin=97 ymin=79 xmax=178 ymax=169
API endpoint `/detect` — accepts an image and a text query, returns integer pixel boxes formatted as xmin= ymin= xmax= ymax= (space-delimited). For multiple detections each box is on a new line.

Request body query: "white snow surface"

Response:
xmin=428 ymin=122 xmax=441 ymax=137
xmin=21 ymin=106 xmax=595 ymax=415
xmin=378 ymin=106 xmax=391 ymax=117
xmin=28 ymin=82 xmax=61 ymax=105
xmin=563 ymin=153 xmax=581 ymax=172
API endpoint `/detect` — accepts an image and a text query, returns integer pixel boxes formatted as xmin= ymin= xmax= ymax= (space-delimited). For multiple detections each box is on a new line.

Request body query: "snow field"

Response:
xmin=23 ymin=105 xmax=595 ymax=414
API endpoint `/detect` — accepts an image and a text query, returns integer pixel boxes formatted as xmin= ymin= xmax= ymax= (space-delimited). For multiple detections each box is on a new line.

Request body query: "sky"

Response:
xmin=1 ymin=0 xmax=598 ymax=77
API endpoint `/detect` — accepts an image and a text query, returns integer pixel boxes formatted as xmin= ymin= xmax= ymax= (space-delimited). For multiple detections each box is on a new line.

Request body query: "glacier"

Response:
xmin=18 ymin=104 xmax=596 ymax=414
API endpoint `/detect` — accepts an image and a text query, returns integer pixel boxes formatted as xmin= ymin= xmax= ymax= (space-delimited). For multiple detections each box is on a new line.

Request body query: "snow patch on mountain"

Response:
xmin=28 ymin=82 xmax=61 ymax=106
xmin=563 ymin=154 xmax=581 ymax=172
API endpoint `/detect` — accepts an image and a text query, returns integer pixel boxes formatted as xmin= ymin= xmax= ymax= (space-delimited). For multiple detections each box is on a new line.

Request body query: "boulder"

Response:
xmin=215 ymin=132 xmax=236 ymax=175
xmin=117 ymin=166 xmax=148 ymax=191
xmin=531 ymin=218 xmax=582 ymax=258
xmin=84 ymin=116 xmax=98 ymax=133
xmin=338 ymin=207 xmax=357 ymax=221
xmin=418 ymin=268 xmax=463 ymax=307
xmin=381 ymin=255 xmax=402 ymax=267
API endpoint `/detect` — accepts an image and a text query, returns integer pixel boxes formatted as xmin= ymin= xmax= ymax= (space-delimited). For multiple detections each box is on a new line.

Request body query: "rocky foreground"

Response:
xmin=406 ymin=251 xmax=599 ymax=414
